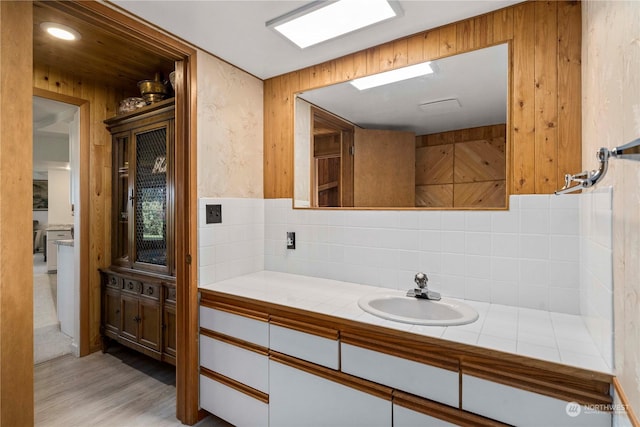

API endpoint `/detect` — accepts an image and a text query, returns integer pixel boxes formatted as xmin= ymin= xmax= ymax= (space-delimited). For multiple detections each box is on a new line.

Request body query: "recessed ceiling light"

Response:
xmin=350 ymin=62 xmax=434 ymax=91
xmin=40 ymin=22 xmax=81 ymax=41
xmin=267 ymin=0 xmax=402 ymax=49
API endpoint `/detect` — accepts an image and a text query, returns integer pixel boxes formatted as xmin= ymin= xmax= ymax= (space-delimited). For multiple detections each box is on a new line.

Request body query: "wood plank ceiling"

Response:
xmin=33 ymin=1 xmax=175 ymax=95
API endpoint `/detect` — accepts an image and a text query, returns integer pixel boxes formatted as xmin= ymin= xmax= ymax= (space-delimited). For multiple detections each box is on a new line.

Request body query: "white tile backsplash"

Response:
xmin=198 ymin=193 xmax=613 ymax=361
xmin=579 ymin=187 xmax=613 ymax=370
xmin=198 ymin=197 xmax=265 ymax=285
xmin=261 ymin=195 xmax=586 ymax=314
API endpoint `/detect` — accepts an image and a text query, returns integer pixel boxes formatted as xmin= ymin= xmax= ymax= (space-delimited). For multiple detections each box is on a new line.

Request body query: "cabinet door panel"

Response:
xmin=133 ymin=124 xmax=169 ymax=272
xmin=163 ymin=304 xmax=176 ymax=357
xmin=269 ymin=359 xmax=391 ymax=427
xmin=139 ymin=300 xmax=161 ymax=351
xmin=120 ymin=294 xmax=139 ymax=342
xmin=104 ymin=288 xmax=121 ymax=334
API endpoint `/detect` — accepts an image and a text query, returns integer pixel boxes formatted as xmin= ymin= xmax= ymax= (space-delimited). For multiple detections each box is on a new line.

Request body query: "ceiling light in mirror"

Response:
xmin=40 ymin=22 xmax=81 ymax=41
xmin=268 ymin=0 xmax=402 ymax=49
xmin=350 ymin=61 xmax=434 ymax=90
xmin=418 ymin=98 xmax=461 ymax=115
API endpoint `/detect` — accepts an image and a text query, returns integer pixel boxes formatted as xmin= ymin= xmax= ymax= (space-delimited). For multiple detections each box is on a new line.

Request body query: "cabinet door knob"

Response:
xmin=147 ymin=287 xmax=154 ymax=295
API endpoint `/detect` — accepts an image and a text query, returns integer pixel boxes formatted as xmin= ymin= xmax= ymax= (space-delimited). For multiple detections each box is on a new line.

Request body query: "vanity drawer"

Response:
xmin=393 ymin=403 xmax=458 ymax=427
xmin=269 ymin=317 xmax=339 ymax=370
xmin=462 ymin=374 xmax=611 ymax=427
xmin=200 ymin=334 xmax=268 ymax=393
xmin=341 ymin=342 xmax=459 ymax=408
xmin=200 ymin=373 xmax=268 ymax=427
xmin=199 ymin=305 xmax=268 ymax=348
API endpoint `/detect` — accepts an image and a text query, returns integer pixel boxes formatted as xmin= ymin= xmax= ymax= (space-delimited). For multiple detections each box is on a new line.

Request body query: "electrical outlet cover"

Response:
xmin=206 ymin=204 xmax=222 ymax=224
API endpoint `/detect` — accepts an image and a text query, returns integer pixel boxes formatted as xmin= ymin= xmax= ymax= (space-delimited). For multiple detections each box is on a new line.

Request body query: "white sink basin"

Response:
xmin=358 ymin=291 xmax=479 ymax=326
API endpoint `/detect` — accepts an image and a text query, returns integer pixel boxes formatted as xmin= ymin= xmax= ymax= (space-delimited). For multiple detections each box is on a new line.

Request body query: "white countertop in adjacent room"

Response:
xmin=54 ymin=239 xmax=74 ymax=247
xmin=199 ymin=271 xmax=611 ymax=374
xmin=46 ymin=224 xmax=73 ymax=231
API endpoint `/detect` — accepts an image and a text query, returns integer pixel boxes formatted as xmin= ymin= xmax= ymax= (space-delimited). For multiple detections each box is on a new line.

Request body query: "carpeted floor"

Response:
xmin=34 ymin=253 xmax=73 ymax=364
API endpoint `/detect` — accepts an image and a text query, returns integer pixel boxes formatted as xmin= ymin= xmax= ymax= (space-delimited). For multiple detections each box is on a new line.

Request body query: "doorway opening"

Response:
xmin=32 ymin=1 xmax=198 ymax=424
xmin=32 ymin=95 xmax=80 ymax=363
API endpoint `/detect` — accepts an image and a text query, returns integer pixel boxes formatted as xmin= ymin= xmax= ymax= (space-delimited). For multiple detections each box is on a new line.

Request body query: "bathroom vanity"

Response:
xmin=199 ymin=271 xmax=612 ymax=427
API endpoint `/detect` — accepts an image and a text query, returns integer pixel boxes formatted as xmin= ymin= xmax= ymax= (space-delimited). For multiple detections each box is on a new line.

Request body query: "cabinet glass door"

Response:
xmin=114 ymin=134 xmax=130 ymax=264
xmin=134 ymin=126 xmax=168 ymax=268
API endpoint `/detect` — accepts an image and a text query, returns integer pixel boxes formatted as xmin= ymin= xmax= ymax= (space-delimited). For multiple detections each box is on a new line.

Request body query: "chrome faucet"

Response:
xmin=407 ymin=272 xmax=441 ymax=300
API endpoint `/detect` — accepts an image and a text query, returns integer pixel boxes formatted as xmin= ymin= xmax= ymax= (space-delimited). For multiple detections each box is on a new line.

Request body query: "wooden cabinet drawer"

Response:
xmin=200 ymin=334 xmax=268 ymax=394
xmin=122 ymin=279 xmax=141 ymax=294
xmin=341 ymin=342 xmax=459 ymax=408
xmin=165 ymin=285 xmax=176 ymax=303
xmin=269 ymin=319 xmax=339 ymax=370
xmin=200 ymin=373 xmax=268 ymax=427
xmin=462 ymin=374 xmax=611 ymax=427
xmin=141 ymin=283 xmax=160 ymax=301
xmin=199 ymin=305 xmax=268 ymax=348
xmin=105 ymin=274 xmax=122 ymax=289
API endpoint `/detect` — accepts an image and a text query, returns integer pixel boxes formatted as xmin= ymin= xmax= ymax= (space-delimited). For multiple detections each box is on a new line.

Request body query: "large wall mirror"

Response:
xmin=294 ymin=43 xmax=509 ymax=209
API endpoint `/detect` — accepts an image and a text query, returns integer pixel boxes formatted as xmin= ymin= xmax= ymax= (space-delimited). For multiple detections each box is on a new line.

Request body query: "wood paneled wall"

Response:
xmin=33 ymin=63 xmax=125 ymax=353
xmin=416 ymin=124 xmax=506 ymax=208
xmin=1 ymin=2 xmax=34 ymax=425
xmin=264 ymin=0 xmax=582 ymax=199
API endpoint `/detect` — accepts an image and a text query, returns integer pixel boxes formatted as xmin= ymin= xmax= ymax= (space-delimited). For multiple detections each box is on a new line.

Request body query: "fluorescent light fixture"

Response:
xmin=267 ymin=0 xmax=402 ymax=49
xmin=40 ymin=22 xmax=81 ymax=41
xmin=350 ymin=62 xmax=434 ymax=90
xmin=418 ymin=98 xmax=461 ymax=115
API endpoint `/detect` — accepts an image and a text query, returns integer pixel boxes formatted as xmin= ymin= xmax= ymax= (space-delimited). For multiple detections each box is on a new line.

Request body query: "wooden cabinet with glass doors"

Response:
xmin=100 ymin=98 xmax=176 ymax=364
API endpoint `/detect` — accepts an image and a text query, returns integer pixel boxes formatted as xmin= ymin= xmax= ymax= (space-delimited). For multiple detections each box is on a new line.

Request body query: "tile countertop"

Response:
xmin=199 ymin=271 xmax=611 ymax=375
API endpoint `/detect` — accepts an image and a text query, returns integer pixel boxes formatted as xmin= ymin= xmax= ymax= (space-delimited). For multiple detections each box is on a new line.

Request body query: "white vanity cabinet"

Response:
xmin=198 ymin=288 xmax=613 ymax=427
xmin=269 ymin=355 xmax=392 ymax=427
xmin=199 ymin=304 xmax=269 ymax=427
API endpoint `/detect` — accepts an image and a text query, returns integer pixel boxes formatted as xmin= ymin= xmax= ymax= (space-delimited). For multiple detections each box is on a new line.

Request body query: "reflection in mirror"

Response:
xmin=294 ymin=43 xmax=508 ymax=209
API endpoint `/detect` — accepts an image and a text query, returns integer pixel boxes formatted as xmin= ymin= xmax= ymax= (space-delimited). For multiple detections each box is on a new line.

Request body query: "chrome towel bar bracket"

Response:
xmin=555 ymin=137 xmax=640 ymax=195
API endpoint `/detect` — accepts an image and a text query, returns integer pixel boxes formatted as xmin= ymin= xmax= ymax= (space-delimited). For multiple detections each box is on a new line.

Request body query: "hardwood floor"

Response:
xmin=35 ymin=344 xmax=232 ymax=427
